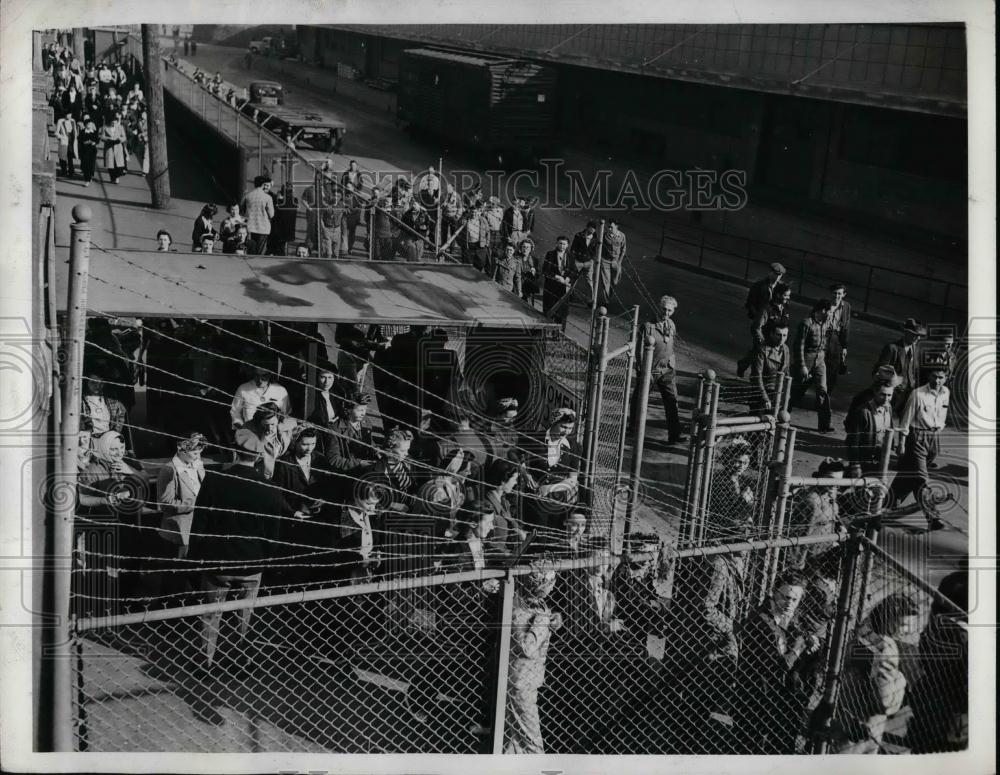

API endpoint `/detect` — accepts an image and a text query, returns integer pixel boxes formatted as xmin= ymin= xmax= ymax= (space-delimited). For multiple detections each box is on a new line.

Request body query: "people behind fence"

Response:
xmin=155 ymin=431 xmax=208 ymax=560
xmin=733 ymin=568 xmax=809 ymax=753
xmin=787 ymin=458 xmax=845 ymax=568
xmin=188 ymin=441 xmax=292 ymax=677
xmin=830 ymin=593 xmax=918 ymax=753
xmin=505 ymin=559 xmax=562 ymax=754
xmin=907 ymin=569 xmax=968 ymax=753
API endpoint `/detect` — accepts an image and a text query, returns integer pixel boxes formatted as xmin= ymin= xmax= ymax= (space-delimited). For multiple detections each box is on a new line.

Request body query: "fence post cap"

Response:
xmin=777 ymin=409 xmax=791 ymax=423
xmin=598 ymin=306 xmax=608 ymax=317
xmin=703 ymin=368 xmax=717 ymax=382
xmin=71 ymin=204 xmax=92 ymax=224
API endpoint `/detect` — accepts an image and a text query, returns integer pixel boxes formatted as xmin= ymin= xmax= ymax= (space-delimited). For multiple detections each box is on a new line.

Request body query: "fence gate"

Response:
xmin=581 ymin=307 xmax=639 ymax=549
xmin=679 ymin=371 xmax=790 ymax=613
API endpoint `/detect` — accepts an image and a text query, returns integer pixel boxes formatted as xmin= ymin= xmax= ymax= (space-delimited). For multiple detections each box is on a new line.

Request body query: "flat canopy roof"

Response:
xmin=57 ymin=247 xmax=557 ymax=329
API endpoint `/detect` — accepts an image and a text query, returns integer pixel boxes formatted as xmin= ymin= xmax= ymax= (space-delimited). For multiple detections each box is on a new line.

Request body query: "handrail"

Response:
xmin=656 ymin=228 xmax=965 ymax=321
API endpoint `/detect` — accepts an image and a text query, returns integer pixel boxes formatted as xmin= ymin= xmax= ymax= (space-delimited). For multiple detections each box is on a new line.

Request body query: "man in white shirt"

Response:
xmin=230 ymin=365 xmax=291 ymax=429
xmin=889 ymin=363 xmax=950 ymax=530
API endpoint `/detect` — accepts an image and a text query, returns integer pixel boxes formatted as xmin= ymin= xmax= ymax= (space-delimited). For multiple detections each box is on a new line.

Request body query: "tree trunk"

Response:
xmin=141 ymin=25 xmax=171 ymax=208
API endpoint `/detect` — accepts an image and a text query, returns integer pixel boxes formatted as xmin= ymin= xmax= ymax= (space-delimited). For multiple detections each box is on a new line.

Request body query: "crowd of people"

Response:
xmin=49 ymin=36 xmax=963 ymax=757
xmin=733 ymin=261 xmax=957 ymax=531
xmin=45 ymin=42 xmax=149 ymax=185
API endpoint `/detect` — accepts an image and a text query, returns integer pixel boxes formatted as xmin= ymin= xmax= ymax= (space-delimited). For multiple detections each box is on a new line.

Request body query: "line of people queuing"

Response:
xmin=46 ymin=43 xmax=149 ymax=185
xmin=734 ymin=262 xmax=957 ymax=531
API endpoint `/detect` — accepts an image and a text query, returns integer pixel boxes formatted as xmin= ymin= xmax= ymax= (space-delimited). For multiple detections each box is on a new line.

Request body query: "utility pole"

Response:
xmin=72 ymin=28 xmax=86 ymax=65
xmin=141 ymin=24 xmax=171 ymax=208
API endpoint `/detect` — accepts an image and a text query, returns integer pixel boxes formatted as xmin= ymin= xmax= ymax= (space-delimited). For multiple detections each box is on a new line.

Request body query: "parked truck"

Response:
xmin=241 ymin=80 xmax=347 ymax=154
xmin=397 ymin=48 xmax=557 ymax=165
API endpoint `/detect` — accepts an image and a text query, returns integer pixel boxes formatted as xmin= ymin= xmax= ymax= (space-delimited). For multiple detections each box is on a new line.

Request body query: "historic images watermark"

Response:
xmin=287 ymin=159 xmax=749 ymax=213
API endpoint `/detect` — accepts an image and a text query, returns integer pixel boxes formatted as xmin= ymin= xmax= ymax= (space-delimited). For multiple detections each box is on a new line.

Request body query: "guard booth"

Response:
xmin=56 ymin=247 xmax=572 ymax=604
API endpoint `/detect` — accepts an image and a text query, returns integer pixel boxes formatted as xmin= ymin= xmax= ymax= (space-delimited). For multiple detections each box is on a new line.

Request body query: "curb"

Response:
xmin=653 ymin=254 xmax=901 ymax=331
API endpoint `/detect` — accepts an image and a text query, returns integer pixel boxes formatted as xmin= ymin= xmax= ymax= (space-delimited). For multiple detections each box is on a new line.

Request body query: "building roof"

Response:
xmin=314 ymin=23 xmax=966 ymax=115
xmin=59 ymin=247 xmax=557 ymax=328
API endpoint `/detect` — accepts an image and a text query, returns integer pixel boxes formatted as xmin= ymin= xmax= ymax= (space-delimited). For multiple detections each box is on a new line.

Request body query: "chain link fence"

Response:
xmin=74 ymin=573 xmax=500 ymax=753
xmin=587 ymin=308 xmax=638 ymax=544
xmin=829 ymin=537 xmax=969 ymax=755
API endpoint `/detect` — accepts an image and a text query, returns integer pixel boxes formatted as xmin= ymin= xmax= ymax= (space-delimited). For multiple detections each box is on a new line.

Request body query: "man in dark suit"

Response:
xmin=825 ymin=283 xmax=853 ymax=397
xmin=745 ymin=262 xmax=786 ymax=322
xmin=188 ymin=445 xmax=295 ymax=674
xmin=570 ymin=221 xmax=599 ymax=305
xmin=873 ymin=318 xmax=926 ymax=415
xmin=542 ymin=235 xmax=574 ymax=327
xmin=325 ymin=390 xmax=377 ymax=499
xmin=635 ymin=295 xmax=687 ymax=444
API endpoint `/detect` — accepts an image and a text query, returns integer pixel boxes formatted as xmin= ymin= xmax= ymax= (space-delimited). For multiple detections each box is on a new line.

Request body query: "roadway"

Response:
xmin=154 ymin=41 xmax=970 ymax=581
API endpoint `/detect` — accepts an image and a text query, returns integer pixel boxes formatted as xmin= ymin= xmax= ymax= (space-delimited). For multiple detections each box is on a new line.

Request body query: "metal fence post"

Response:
xmin=694 ymin=376 xmax=721 ymax=544
xmin=851 ymin=429 xmax=895 ymax=623
xmin=623 ymin=333 xmax=655 ymax=550
xmin=863 ymin=265 xmax=874 ymax=313
xmin=258 ymin=127 xmax=263 ymax=176
xmin=581 ymin=311 xmax=610 ymax=503
xmin=682 ymin=372 xmax=708 ymax=521
xmin=613 ymin=306 xmax=641 ymax=481
xmin=810 ymin=529 xmax=865 ymax=754
xmin=490 ymin=573 xmax=515 ymax=754
xmin=52 ymin=204 xmax=93 ymax=751
xmin=762 ymin=420 xmax=796 ymax=600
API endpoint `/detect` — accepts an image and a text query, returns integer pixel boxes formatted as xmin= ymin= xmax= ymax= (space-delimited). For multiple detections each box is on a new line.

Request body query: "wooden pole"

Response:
xmin=72 ymin=28 xmax=86 ymax=65
xmin=141 ymin=25 xmax=171 ymax=208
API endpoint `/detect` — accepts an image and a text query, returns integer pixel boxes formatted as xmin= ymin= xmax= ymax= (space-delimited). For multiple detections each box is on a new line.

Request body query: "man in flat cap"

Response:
xmin=874 ymin=318 xmax=927 ymax=415
xmin=745 ymin=262 xmax=786 ymax=324
xmin=844 ymin=369 xmax=900 ymax=475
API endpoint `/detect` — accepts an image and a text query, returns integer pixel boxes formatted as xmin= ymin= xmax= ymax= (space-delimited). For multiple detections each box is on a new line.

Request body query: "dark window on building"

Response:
xmin=839 ymin=105 xmax=966 ymax=182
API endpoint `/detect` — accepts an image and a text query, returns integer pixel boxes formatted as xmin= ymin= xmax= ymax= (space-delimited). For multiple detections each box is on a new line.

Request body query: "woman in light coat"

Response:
xmin=101 ymin=112 xmax=128 ymax=183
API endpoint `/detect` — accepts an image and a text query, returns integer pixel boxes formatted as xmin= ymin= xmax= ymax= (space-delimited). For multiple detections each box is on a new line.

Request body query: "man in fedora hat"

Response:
xmin=889 ymin=358 xmax=950 ymax=531
xmin=874 ymin=318 xmax=927 ymax=414
xmin=844 ymin=371 xmax=900 ymax=474
xmin=745 ymin=262 xmax=786 ymax=322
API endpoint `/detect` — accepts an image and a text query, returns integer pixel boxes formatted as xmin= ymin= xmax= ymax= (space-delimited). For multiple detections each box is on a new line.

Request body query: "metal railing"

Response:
xmin=655 ymin=219 xmax=966 ymax=325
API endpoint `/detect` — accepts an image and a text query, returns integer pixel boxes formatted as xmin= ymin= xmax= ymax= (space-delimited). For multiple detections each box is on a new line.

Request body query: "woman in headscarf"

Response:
xmin=54 ymin=113 xmax=79 ymax=178
xmin=77 ymin=430 xmax=143 ymax=521
xmin=78 ymin=114 xmax=100 ymax=186
xmin=100 ymin=111 xmax=128 ymax=183
xmin=234 ymin=401 xmax=297 ymax=480
xmin=369 ymin=427 xmax=416 ymax=513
